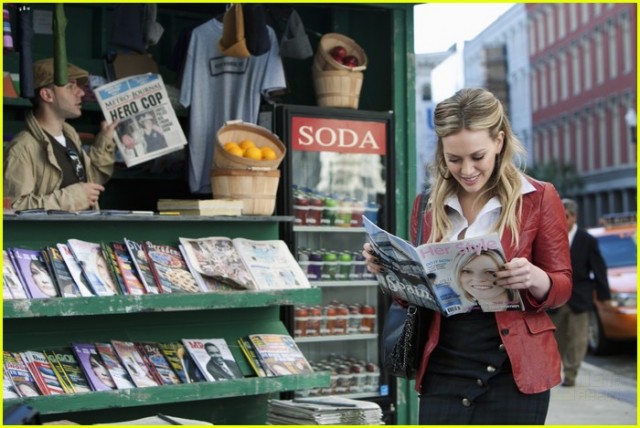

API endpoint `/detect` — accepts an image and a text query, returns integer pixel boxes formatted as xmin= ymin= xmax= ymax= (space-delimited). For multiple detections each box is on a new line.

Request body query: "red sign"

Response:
xmin=291 ymin=116 xmax=387 ymax=155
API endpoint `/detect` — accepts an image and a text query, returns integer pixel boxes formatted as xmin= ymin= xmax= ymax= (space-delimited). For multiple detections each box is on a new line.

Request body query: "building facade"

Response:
xmin=463 ymin=4 xmax=533 ymax=166
xmin=527 ymin=3 xmax=637 ymax=226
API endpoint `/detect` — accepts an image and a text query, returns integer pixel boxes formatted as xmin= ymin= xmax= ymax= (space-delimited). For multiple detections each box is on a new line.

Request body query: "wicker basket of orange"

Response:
xmin=213 ymin=120 xmax=286 ymax=171
xmin=211 ymin=121 xmax=286 ymax=215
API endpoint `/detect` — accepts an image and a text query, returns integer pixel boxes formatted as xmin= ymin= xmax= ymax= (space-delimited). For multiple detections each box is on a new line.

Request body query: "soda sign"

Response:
xmin=291 ymin=116 xmax=387 ymax=155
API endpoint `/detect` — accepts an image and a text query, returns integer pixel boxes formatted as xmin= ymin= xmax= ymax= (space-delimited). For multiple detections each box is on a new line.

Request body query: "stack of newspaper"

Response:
xmin=267 ymin=396 xmax=384 ymax=425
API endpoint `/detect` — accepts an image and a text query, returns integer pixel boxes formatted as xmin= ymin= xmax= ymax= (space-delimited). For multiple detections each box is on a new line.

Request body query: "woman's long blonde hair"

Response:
xmin=427 ymin=88 xmax=526 ymax=247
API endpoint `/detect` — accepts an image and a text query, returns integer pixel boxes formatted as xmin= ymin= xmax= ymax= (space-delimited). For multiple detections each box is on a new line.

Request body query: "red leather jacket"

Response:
xmin=410 ymin=177 xmax=572 ymax=394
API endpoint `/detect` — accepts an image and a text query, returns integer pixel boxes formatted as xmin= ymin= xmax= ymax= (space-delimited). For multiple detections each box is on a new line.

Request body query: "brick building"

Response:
xmin=527 ymin=3 xmax=636 ymax=226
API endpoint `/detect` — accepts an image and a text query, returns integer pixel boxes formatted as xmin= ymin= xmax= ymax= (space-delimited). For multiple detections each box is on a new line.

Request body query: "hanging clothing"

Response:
xmin=179 ymin=18 xmax=286 ymax=194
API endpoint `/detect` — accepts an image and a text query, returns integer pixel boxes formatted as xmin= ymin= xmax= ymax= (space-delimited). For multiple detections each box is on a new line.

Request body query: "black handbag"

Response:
xmin=381 ymin=191 xmax=430 ymax=379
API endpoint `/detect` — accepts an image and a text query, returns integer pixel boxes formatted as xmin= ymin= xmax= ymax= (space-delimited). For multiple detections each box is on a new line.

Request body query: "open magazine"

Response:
xmin=178 ymin=237 xmax=310 ymax=291
xmin=95 ymin=73 xmax=187 ymax=167
xmin=363 ymin=217 xmax=524 ymax=316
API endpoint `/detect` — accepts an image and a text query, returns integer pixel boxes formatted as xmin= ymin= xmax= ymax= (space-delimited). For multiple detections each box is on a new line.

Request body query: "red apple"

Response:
xmin=330 ymin=45 xmax=347 ymax=61
xmin=342 ymin=55 xmax=359 ymax=67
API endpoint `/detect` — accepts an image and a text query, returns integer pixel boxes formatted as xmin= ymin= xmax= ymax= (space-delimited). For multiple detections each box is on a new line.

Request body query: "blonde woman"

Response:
xmin=364 ymin=88 xmax=571 ymax=424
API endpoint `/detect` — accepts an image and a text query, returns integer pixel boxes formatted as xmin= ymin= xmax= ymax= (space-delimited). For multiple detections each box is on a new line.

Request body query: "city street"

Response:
xmin=546 ymin=341 xmax=637 ymax=425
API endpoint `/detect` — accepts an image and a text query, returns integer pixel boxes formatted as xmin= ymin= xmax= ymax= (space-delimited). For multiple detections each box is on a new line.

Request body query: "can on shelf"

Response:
xmin=321 ymin=250 xmax=339 ymax=280
xmin=360 ymin=304 xmax=376 ymax=333
xmin=336 ymin=251 xmax=352 ymax=280
xmin=306 ymin=305 xmax=322 ymax=336
xmin=293 ymin=188 xmax=309 ymax=226
xmin=306 ymin=192 xmax=324 ymax=226
xmin=351 ymin=250 xmax=366 ymax=280
xmin=347 ymin=304 xmax=363 ymax=334
xmin=321 ymin=194 xmax=338 ymax=226
xmin=332 ymin=304 xmax=348 ymax=335
xmin=307 ymin=250 xmax=324 ymax=281
xmin=294 ymin=306 xmax=309 ymax=337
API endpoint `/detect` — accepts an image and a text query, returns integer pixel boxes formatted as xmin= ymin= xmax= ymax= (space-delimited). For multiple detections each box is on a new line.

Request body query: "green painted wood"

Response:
xmin=3 ymin=216 xmax=291 ymax=248
xmin=2 ymin=371 xmax=330 ymax=415
xmin=3 ymin=288 xmax=321 ymax=319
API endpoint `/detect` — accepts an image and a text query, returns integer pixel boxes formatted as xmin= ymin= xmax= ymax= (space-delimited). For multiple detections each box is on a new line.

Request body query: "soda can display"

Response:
xmin=321 ymin=250 xmax=339 ymax=280
xmin=321 ymin=194 xmax=338 ymax=226
xmin=336 ymin=251 xmax=352 ymax=280
xmin=307 ymin=250 xmax=323 ymax=281
xmin=306 ymin=305 xmax=322 ymax=336
xmin=347 ymin=304 xmax=363 ymax=334
xmin=306 ymin=191 xmax=324 ymax=226
xmin=360 ymin=305 xmax=376 ymax=333
xmin=293 ymin=187 xmax=309 ymax=225
xmin=351 ymin=250 xmax=366 ymax=280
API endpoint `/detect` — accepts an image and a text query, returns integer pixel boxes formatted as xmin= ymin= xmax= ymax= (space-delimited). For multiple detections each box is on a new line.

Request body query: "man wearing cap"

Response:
xmin=4 ymin=58 xmax=118 ymax=211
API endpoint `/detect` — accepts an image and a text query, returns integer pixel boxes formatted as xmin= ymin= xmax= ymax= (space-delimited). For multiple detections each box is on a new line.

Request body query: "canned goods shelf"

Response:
xmin=294 ymin=225 xmax=366 ymax=233
xmin=295 ymin=333 xmax=378 ymax=343
xmin=310 ymin=280 xmax=378 ymax=288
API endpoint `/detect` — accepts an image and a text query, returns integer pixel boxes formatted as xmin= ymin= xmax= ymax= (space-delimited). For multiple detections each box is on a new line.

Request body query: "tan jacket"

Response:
xmin=4 ymin=111 xmax=116 ymax=211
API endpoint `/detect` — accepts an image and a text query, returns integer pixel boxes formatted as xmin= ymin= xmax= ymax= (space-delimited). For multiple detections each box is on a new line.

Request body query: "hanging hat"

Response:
xmin=218 ymin=4 xmax=250 ymax=58
xmin=243 ymin=4 xmax=270 ymax=56
xmin=280 ymin=9 xmax=312 ymax=59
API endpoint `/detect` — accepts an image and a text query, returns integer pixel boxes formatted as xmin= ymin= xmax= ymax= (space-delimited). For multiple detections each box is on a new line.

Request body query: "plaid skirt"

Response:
xmin=419 ymin=312 xmax=550 ymax=425
xmin=419 ymin=368 xmax=550 ymax=425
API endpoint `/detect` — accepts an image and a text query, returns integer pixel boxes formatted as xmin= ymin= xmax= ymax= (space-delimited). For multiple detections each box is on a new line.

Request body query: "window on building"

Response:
xmin=560 ymin=52 xmax=569 ymax=100
xmin=552 ymin=125 xmax=560 ymax=161
xmin=611 ymin=102 xmax=621 ymax=166
xmin=572 ymin=45 xmax=581 ymax=96
xmin=550 ymin=58 xmax=558 ymax=105
xmin=540 ymin=63 xmax=548 ymax=108
xmin=557 ymin=4 xmax=566 ymax=39
xmin=528 ymin=21 xmax=536 ymax=55
xmin=587 ymin=113 xmax=595 ymax=171
xmin=621 ymin=14 xmax=632 ymax=74
xmin=581 ymin=3 xmax=589 ymax=24
xmin=594 ymin=3 xmax=603 ymax=16
xmin=563 ymin=119 xmax=571 ymax=164
xmin=546 ymin=7 xmax=555 ymax=45
xmin=595 ymin=30 xmax=605 ymax=84
xmin=583 ymin=38 xmax=592 ymax=91
xmin=569 ymin=4 xmax=578 ymax=32
xmin=608 ymin=22 xmax=618 ymax=79
xmin=531 ymin=68 xmax=538 ymax=111
xmin=574 ymin=115 xmax=583 ymax=172
xmin=598 ymin=108 xmax=607 ymax=169
xmin=541 ymin=128 xmax=549 ymax=164
xmin=537 ymin=15 xmax=545 ymax=51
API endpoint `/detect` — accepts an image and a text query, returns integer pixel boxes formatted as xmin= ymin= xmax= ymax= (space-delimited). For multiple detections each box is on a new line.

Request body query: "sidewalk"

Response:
xmin=546 ymin=361 xmax=637 ymax=425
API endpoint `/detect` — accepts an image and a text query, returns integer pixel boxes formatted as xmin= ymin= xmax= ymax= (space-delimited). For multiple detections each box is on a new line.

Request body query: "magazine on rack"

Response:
xmin=362 ymin=217 xmax=525 ymax=316
xmin=179 ymin=237 xmax=310 ymax=291
xmin=94 ymin=73 xmax=187 ymax=167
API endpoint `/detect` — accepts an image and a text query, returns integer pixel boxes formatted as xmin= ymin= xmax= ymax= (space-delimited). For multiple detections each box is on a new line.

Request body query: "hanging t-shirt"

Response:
xmin=179 ymin=18 xmax=286 ymax=194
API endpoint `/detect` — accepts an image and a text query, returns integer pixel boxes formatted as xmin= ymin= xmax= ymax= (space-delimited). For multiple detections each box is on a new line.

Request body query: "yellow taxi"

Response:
xmin=587 ymin=213 xmax=637 ymax=354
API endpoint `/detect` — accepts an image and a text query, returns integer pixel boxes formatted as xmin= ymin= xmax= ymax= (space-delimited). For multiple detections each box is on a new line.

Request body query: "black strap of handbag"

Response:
xmin=414 ymin=190 xmax=429 ymax=246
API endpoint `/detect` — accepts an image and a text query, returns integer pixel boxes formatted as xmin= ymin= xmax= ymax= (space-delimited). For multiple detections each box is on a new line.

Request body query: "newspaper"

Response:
xmin=363 ymin=217 xmax=525 ymax=316
xmin=95 ymin=73 xmax=187 ymax=167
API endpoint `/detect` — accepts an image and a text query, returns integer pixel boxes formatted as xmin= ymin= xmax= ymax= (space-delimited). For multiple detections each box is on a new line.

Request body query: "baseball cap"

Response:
xmin=33 ymin=58 xmax=89 ymax=88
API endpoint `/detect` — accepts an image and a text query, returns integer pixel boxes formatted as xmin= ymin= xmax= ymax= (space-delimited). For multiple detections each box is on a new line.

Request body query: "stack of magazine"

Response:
xmin=267 ymin=396 xmax=384 ymax=425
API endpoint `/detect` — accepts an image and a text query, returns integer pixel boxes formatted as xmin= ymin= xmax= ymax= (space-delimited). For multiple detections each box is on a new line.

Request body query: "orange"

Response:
xmin=224 ymin=142 xmax=240 ymax=151
xmin=239 ymin=139 xmax=256 ymax=151
xmin=260 ymin=146 xmax=277 ymax=160
xmin=243 ymin=146 xmax=263 ymax=160
xmin=226 ymin=146 xmax=244 ymax=157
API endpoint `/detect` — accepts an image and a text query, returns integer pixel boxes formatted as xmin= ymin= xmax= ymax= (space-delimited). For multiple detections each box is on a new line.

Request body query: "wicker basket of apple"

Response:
xmin=313 ymin=32 xmax=368 ymax=72
xmin=312 ymin=33 xmax=367 ymax=109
